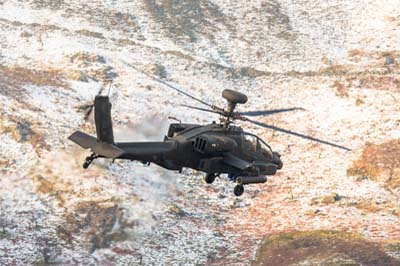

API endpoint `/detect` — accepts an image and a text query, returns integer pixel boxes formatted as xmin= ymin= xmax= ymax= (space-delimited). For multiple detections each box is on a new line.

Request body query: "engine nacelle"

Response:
xmin=192 ymin=135 xmax=237 ymax=153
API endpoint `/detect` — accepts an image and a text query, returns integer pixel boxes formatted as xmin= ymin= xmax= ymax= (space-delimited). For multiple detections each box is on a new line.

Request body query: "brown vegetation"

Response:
xmin=318 ymin=64 xmax=353 ymax=76
xmin=347 ymin=140 xmax=400 ymax=191
xmin=348 ymin=49 xmax=398 ymax=65
xmin=144 ymin=63 xmax=167 ymax=78
xmin=64 ymin=200 xmax=127 ymax=253
xmin=112 ymin=38 xmax=137 ymax=47
xmin=253 ymin=230 xmax=399 ymax=266
xmin=69 ymin=52 xmax=106 ymax=65
xmin=355 ymin=75 xmax=400 ymax=91
xmin=74 ymin=29 xmax=105 ymax=39
xmin=355 ymin=199 xmax=400 ymax=216
xmin=0 ymin=114 xmax=50 ymax=153
xmin=161 ymin=50 xmax=195 ymax=61
xmin=330 ymin=80 xmax=349 ymax=97
xmin=0 ymin=18 xmax=64 ymax=32
xmin=32 ymin=175 xmax=55 ymax=194
xmin=63 ymin=5 xmax=142 ymax=37
xmin=0 ymin=65 xmax=67 ymax=88
xmin=0 ymin=65 xmax=69 ymax=103
xmin=65 ymin=52 xmax=117 ymax=82
xmin=144 ymin=0 xmax=231 ymax=42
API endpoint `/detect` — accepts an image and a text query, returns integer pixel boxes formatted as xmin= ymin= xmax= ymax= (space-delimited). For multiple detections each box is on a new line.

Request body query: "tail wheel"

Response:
xmin=83 ymin=161 xmax=90 ymax=169
xmin=82 ymin=153 xmax=97 ymax=169
xmin=204 ymin=173 xmax=216 ymax=184
xmin=234 ymin=185 xmax=244 ymax=196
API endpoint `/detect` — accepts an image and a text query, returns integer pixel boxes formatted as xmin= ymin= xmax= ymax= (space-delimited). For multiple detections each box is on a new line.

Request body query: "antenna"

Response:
xmin=168 ymin=116 xmax=182 ymax=124
xmin=107 ymin=80 xmax=113 ymax=96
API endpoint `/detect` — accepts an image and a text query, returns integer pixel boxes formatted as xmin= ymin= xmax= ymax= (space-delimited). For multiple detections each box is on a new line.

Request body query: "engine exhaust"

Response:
xmin=237 ymin=176 xmax=267 ymax=185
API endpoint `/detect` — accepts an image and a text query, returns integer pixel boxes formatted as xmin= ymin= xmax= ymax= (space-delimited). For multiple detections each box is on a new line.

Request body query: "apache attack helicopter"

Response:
xmin=69 ymin=71 xmax=349 ymax=196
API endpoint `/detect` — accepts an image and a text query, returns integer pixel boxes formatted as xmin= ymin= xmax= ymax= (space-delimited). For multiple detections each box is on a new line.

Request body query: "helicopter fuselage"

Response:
xmin=115 ymin=122 xmax=282 ymax=178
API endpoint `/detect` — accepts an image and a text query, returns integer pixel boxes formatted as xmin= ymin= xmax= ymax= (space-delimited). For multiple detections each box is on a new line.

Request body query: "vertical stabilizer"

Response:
xmin=94 ymin=96 xmax=114 ymax=144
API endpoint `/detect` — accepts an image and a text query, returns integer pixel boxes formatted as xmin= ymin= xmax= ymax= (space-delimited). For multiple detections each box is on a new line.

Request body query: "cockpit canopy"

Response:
xmin=242 ymin=133 xmax=273 ymax=158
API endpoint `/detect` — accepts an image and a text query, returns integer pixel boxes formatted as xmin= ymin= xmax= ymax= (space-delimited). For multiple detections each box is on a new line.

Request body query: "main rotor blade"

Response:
xmin=238 ymin=107 xmax=305 ymax=117
xmin=180 ymin=105 xmax=223 ymax=116
xmin=122 ymin=60 xmax=214 ymax=109
xmin=244 ymin=118 xmax=351 ymax=151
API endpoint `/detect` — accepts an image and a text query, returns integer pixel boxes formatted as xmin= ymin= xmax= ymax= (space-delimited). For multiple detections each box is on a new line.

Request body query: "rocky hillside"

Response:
xmin=0 ymin=0 xmax=399 ymax=265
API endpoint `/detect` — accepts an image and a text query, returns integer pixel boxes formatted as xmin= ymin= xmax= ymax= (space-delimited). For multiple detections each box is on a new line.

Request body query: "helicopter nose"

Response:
xmin=273 ymin=152 xmax=283 ymax=169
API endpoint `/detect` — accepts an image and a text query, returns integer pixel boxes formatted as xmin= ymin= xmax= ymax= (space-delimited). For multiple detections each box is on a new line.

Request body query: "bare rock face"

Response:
xmin=253 ymin=230 xmax=400 ymax=266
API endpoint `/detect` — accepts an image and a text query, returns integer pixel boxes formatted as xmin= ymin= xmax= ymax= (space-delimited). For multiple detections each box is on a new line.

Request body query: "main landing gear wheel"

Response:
xmin=204 ymin=173 xmax=216 ymax=184
xmin=234 ymin=184 xmax=244 ymax=196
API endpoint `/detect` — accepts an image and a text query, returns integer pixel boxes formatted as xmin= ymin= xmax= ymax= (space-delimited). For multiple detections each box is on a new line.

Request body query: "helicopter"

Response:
xmin=69 ymin=71 xmax=350 ymax=196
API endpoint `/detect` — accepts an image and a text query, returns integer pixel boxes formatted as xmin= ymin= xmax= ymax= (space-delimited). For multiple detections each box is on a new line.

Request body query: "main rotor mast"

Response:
xmin=219 ymin=89 xmax=248 ymax=127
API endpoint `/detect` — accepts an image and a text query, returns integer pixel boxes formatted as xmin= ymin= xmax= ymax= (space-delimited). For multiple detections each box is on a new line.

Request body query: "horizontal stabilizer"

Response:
xmin=69 ymin=131 xmax=124 ymax=158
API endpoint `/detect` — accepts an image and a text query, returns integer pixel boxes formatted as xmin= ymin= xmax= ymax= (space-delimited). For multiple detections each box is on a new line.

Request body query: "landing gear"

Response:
xmin=234 ymin=184 xmax=244 ymax=196
xmin=83 ymin=153 xmax=98 ymax=169
xmin=83 ymin=161 xmax=90 ymax=169
xmin=204 ymin=173 xmax=217 ymax=184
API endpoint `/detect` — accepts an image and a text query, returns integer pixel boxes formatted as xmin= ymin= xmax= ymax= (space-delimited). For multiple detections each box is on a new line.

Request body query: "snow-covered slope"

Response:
xmin=0 ymin=0 xmax=399 ymax=265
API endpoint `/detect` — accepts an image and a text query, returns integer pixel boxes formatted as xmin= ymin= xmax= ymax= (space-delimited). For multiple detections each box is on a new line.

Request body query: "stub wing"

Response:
xmin=223 ymin=153 xmax=277 ymax=175
xmin=68 ymin=131 xmax=124 ymax=158
xmin=223 ymin=153 xmax=253 ymax=170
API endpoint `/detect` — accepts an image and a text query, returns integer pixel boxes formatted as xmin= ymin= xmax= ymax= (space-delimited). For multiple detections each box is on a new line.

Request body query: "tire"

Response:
xmin=83 ymin=161 xmax=90 ymax=169
xmin=204 ymin=173 xmax=216 ymax=184
xmin=234 ymin=185 xmax=244 ymax=196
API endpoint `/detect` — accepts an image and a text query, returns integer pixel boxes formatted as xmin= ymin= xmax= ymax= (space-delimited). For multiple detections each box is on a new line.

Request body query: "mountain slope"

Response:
xmin=0 ymin=0 xmax=399 ymax=265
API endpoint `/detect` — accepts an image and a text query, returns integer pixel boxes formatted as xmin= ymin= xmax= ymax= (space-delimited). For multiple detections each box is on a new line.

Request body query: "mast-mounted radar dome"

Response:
xmin=222 ymin=89 xmax=248 ymax=104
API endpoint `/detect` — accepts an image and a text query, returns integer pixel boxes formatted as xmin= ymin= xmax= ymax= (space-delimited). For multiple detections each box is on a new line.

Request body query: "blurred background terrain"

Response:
xmin=0 ymin=0 xmax=399 ymax=265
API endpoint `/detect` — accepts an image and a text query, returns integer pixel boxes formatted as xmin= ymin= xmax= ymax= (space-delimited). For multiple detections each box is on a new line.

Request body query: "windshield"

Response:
xmin=243 ymin=133 xmax=257 ymax=151
xmin=257 ymin=138 xmax=273 ymax=158
xmin=243 ymin=133 xmax=273 ymax=157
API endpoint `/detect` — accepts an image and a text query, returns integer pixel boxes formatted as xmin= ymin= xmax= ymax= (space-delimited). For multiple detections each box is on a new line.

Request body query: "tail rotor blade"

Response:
xmin=77 ymin=86 xmax=105 ymax=121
